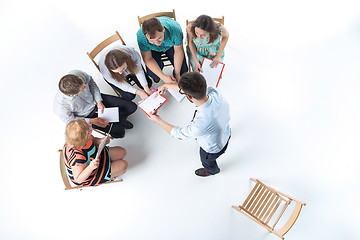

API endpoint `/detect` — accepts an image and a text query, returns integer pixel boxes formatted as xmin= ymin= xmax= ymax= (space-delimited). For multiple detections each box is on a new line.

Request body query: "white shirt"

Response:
xmin=171 ymin=87 xmax=231 ymax=153
xmin=99 ymin=45 xmax=148 ymax=94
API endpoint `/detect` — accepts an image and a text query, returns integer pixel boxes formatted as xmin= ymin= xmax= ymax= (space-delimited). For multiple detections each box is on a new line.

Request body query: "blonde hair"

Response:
xmin=65 ymin=119 xmax=90 ymax=148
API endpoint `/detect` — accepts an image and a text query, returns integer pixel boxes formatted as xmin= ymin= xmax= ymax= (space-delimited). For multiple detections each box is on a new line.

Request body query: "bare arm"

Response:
xmin=148 ymin=113 xmax=174 ymax=135
xmin=186 ymin=24 xmax=201 ymax=72
xmin=173 ymin=44 xmax=185 ymax=81
xmin=141 ymin=50 xmax=173 ymax=83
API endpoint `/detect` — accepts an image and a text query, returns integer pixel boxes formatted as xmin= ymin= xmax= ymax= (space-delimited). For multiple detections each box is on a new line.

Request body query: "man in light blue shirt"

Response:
xmin=149 ymin=72 xmax=231 ymax=177
xmin=137 ymin=17 xmax=188 ymax=83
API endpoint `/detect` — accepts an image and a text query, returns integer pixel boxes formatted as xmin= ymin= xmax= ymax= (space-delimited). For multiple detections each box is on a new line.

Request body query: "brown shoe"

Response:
xmin=195 ymin=168 xmax=213 ymax=177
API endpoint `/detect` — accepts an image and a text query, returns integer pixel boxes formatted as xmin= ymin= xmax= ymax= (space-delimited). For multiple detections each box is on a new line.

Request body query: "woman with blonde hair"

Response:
xmin=99 ymin=45 xmax=153 ymax=101
xmin=186 ymin=15 xmax=229 ymax=72
xmin=63 ymin=119 xmax=128 ymax=186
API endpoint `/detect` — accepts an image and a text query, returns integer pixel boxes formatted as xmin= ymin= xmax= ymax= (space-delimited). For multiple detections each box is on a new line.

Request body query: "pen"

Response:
xmin=152 ymin=89 xmax=158 ymax=92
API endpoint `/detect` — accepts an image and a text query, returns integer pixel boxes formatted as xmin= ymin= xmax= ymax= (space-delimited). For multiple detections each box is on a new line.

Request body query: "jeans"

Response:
xmin=199 ymin=136 xmax=230 ymax=174
xmin=146 ymin=46 xmax=188 ymax=79
xmin=87 ymin=93 xmax=137 ymax=138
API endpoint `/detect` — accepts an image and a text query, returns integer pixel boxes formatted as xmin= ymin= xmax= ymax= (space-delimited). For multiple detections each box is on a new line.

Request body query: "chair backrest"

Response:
xmin=186 ymin=16 xmax=224 ymax=26
xmin=232 ymin=178 xmax=305 ymax=239
xmin=137 ymin=9 xmax=176 ymax=27
xmin=86 ymin=31 xmax=126 ymax=71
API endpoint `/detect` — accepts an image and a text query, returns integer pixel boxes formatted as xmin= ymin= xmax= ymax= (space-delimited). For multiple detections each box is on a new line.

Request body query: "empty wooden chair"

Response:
xmin=58 ymin=149 xmax=123 ymax=191
xmin=137 ymin=9 xmax=176 ymax=67
xmin=232 ymin=178 xmax=306 ymax=239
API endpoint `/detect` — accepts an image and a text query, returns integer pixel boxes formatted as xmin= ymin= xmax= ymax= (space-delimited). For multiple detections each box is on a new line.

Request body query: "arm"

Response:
xmin=211 ymin=26 xmax=229 ymax=67
xmin=148 ymin=113 xmax=175 ymax=135
xmin=71 ymin=160 xmax=99 ymax=184
xmin=186 ymin=24 xmax=201 ymax=72
xmin=173 ymin=44 xmax=185 ymax=81
xmin=141 ymin=50 xmax=173 ymax=83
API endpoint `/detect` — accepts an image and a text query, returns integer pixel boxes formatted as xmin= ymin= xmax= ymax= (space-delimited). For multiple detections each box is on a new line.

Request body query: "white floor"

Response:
xmin=1 ymin=0 xmax=359 ymax=239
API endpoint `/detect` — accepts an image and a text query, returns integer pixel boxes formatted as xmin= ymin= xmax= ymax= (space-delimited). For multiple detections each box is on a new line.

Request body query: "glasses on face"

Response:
xmin=178 ymin=88 xmax=186 ymax=95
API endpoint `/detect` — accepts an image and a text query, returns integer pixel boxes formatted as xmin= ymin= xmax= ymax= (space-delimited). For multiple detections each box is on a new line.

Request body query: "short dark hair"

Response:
xmin=59 ymin=74 xmax=84 ymax=95
xmin=142 ymin=18 xmax=163 ymax=39
xmin=178 ymin=72 xmax=207 ymax=100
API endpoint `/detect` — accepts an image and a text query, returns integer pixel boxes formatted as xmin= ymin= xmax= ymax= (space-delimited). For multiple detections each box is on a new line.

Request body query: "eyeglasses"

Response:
xmin=178 ymin=88 xmax=186 ymax=95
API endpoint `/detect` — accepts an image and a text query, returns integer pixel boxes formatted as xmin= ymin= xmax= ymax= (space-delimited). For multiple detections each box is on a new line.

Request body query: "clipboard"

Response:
xmin=138 ymin=93 xmax=168 ymax=117
xmin=200 ymin=57 xmax=225 ymax=88
xmin=95 ymin=123 xmax=113 ymax=159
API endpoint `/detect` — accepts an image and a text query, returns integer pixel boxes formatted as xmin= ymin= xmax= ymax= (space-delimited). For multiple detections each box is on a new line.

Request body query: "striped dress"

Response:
xmin=63 ymin=139 xmax=111 ymax=186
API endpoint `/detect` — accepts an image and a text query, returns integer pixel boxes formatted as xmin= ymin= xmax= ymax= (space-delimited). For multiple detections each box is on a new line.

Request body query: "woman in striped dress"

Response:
xmin=63 ymin=119 xmax=128 ymax=186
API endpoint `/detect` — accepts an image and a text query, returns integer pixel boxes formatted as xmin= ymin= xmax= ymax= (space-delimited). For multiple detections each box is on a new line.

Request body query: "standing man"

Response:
xmin=54 ymin=70 xmax=137 ymax=138
xmin=149 ymin=72 xmax=231 ymax=177
xmin=137 ymin=17 xmax=188 ymax=83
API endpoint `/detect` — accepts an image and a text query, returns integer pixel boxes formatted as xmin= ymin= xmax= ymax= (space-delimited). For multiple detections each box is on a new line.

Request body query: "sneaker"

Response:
xmin=195 ymin=168 xmax=219 ymax=177
xmin=122 ymin=120 xmax=133 ymax=129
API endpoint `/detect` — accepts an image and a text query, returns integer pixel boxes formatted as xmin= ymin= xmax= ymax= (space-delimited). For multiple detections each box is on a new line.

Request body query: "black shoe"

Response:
xmin=122 ymin=120 xmax=133 ymax=129
xmin=152 ymin=76 xmax=160 ymax=83
xmin=110 ymin=128 xmax=125 ymax=138
xmin=195 ymin=168 xmax=219 ymax=177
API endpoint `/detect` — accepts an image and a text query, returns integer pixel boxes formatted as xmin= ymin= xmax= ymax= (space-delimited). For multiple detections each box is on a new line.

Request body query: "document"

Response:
xmin=98 ymin=107 xmax=119 ymax=122
xmin=168 ymin=88 xmax=185 ymax=102
xmin=95 ymin=123 xmax=113 ymax=159
xmin=138 ymin=93 xmax=168 ymax=117
xmin=200 ymin=57 xmax=225 ymax=88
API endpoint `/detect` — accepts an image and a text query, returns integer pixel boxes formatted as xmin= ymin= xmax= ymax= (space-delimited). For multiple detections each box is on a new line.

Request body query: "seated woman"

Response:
xmin=186 ymin=15 xmax=229 ymax=72
xmin=99 ymin=45 xmax=153 ymax=101
xmin=63 ymin=119 xmax=128 ymax=187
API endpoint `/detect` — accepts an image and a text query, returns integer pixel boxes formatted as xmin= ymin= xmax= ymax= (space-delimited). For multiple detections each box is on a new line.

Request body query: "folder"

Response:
xmin=200 ymin=57 xmax=225 ymax=88
xmin=138 ymin=93 xmax=168 ymax=117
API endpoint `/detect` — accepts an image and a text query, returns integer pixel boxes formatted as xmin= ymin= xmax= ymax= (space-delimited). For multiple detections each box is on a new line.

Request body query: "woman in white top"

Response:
xmin=99 ymin=45 xmax=153 ymax=101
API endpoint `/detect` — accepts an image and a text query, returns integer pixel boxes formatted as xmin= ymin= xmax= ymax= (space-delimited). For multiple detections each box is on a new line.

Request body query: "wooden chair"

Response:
xmin=186 ymin=16 xmax=224 ymax=71
xmin=232 ymin=178 xmax=306 ymax=239
xmin=137 ymin=9 xmax=176 ymax=68
xmin=87 ymin=31 xmax=126 ymax=98
xmin=58 ymin=149 xmax=123 ymax=191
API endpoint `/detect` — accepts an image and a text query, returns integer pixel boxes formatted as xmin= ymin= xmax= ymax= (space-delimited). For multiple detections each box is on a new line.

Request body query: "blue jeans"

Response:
xmin=199 ymin=136 xmax=230 ymax=174
xmin=146 ymin=46 xmax=188 ymax=79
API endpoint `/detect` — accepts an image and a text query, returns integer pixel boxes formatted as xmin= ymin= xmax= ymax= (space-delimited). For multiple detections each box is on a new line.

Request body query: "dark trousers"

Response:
xmin=105 ymin=66 xmax=153 ymax=101
xmin=146 ymin=46 xmax=188 ymax=79
xmin=86 ymin=93 xmax=137 ymax=138
xmin=199 ymin=137 xmax=230 ymax=174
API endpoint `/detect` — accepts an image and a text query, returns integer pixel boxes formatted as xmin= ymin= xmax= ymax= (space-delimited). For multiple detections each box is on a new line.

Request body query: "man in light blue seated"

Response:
xmin=137 ymin=17 xmax=188 ymax=83
xmin=149 ymin=72 xmax=231 ymax=177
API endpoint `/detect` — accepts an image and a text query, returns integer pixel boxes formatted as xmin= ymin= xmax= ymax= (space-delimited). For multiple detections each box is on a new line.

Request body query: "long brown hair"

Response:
xmin=191 ymin=15 xmax=221 ymax=44
xmin=104 ymin=49 xmax=138 ymax=82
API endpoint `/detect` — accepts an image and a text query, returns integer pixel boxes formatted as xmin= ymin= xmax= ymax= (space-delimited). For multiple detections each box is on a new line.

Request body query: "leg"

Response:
xmin=199 ymin=147 xmax=221 ymax=175
xmin=164 ymin=47 xmax=188 ymax=76
xmin=146 ymin=50 xmax=165 ymax=79
xmin=104 ymin=79 xmax=136 ymax=101
xmin=108 ymin=146 xmax=128 ymax=177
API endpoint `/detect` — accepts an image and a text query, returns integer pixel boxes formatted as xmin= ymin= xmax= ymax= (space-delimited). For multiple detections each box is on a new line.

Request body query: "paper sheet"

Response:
xmin=200 ymin=57 xmax=225 ymax=88
xmin=98 ymin=107 xmax=119 ymax=122
xmin=138 ymin=93 xmax=168 ymax=117
xmin=168 ymin=88 xmax=185 ymax=102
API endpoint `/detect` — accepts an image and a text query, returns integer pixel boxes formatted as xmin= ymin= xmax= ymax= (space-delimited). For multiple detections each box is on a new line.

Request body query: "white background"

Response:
xmin=0 ymin=0 xmax=359 ymax=239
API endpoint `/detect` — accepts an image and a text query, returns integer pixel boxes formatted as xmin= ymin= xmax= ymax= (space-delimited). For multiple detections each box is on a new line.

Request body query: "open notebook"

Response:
xmin=138 ymin=93 xmax=168 ymax=117
xmin=200 ymin=57 xmax=225 ymax=88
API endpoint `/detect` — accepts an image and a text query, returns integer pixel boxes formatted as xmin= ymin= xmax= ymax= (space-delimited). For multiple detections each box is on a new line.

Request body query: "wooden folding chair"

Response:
xmin=232 ymin=178 xmax=306 ymax=239
xmin=186 ymin=16 xmax=225 ymax=71
xmin=58 ymin=149 xmax=123 ymax=191
xmin=137 ymin=9 xmax=176 ymax=68
xmin=87 ymin=31 xmax=126 ymax=98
